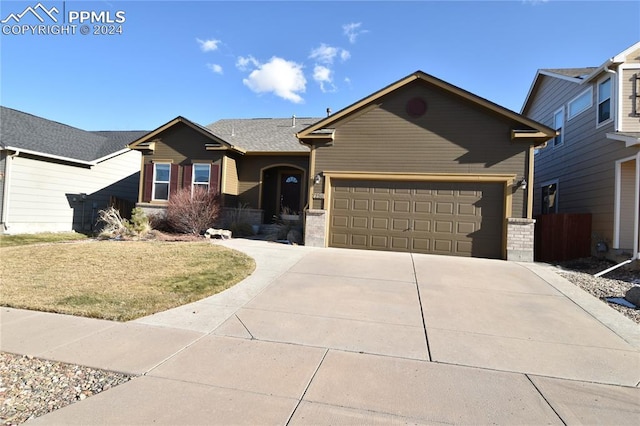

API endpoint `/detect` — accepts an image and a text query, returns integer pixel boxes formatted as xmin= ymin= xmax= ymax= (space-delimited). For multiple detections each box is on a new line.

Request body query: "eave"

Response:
xmin=511 ymin=129 xmax=557 ymax=146
xmin=298 ymin=70 xmax=555 ymax=143
xmin=607 ymin=132 xmax=640 ymax=147
xmin=128 ymin=116 xmax=244 ymax=154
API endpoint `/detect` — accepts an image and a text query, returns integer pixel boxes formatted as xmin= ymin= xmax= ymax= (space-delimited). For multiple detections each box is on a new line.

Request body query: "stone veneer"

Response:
xmin=506 ymin=218 xmax=536 ymax=262
xmin=304 ymin=209 xmax=328 ymax=247
xmin=305 ymin=210 xmax=537 ymax=262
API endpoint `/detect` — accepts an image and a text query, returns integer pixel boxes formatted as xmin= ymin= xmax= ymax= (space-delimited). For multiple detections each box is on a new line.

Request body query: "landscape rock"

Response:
xmin=624 ymin=286 xmax=640 ymax=307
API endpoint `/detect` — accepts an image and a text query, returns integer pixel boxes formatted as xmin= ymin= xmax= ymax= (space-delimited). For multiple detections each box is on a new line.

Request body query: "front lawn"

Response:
xmin=0 ymin=232 xmax=89 ymax=247
xmin=0 ymin=240 xmax=255 ymax=321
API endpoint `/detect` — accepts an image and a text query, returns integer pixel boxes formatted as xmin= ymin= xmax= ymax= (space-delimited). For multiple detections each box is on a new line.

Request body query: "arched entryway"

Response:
xmin=260 ymin=165 xmax=306 ymax=223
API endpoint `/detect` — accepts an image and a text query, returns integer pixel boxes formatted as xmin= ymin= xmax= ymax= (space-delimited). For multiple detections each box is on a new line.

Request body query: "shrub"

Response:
xmin=97 ymin=207 xmax=129 ymax=239
xmin=166 ymin=187 xmax=221 ymax=234
xmin=97 ymin=207 xmax=152 ymax=239
xmin=126 ymin=207 xmax=151 ymax=236
xmin=225 ymin=203 xmax=255 ymax=237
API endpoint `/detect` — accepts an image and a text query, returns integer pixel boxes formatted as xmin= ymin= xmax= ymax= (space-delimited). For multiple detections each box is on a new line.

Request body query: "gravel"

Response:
xmin=552 ymin=257 xmax=640 ymax=324
xmin=0 ymin=353 xmax=132 ymax=425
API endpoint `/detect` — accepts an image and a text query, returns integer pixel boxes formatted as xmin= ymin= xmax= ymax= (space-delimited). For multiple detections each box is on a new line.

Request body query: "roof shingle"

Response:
xmin=206 ymin=117 xmax=322 ymax=152
xmin=0 ymin=106 xmax=147 ymax=162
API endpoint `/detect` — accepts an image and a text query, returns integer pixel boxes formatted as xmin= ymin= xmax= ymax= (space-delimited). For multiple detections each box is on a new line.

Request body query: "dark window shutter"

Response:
xmin=210 ymin=163 xmax=220 ymax=194
xmin=143 ymin=163 xmax=153 ymax=202
xmin=169 ymin=164 xmax=179 ymax=198
xmin=183 ymin=164 xmax=193 ymax=189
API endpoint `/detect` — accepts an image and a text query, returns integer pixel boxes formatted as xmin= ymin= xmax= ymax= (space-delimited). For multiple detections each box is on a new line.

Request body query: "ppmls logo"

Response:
xmin=1 ymin=2 xmax=126 ymax=36
xmin=1 ymin=2 xmax=59 ymax=23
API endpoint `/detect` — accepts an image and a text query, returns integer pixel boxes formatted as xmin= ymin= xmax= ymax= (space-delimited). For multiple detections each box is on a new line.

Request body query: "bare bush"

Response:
xmin=166 ymin=187 xmax=221 ymax=234
xmin=97 ymin=207 xmax=152 ymax=239
xmin=97 ymin=207 xmax=129 ymax=239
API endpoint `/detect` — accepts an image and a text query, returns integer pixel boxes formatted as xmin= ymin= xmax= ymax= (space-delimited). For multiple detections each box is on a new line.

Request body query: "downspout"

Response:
xmin=633 ymin=152 xmax=640 ymax=259
xmin=1 ymin=150 xmax=20 ymax=231
xmin=526 ymin=145 xmax=535 ymax=219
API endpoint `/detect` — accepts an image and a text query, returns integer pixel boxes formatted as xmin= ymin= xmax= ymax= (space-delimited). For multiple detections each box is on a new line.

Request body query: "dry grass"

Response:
xmin=0 ymin=240 xmax=255 ymax=321
xmin=0 ymin=232 xmax=88 ymax=247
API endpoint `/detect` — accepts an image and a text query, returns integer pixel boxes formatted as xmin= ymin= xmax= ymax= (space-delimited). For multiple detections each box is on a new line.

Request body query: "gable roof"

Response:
xmin=297 ymin=70 xmax=556 ymax=144
xmin=206 ymin=117 xmax=321 ymax=153
xmin=0 ymin=106 xmax=146 ymax=165
xmin=521 ymin=41 xmax=640 ymax=114
xmin=128 ymin=116 xmax=247 ymax=154
xmin=129 ymin=116 xmax=322 ymax=154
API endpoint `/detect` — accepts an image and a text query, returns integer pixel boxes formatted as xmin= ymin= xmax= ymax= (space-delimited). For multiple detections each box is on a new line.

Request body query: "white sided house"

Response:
xmin=522 ymin=42 xmax=640 ymax=261
xmin=0 ymin=106 xmax=146 ymax=234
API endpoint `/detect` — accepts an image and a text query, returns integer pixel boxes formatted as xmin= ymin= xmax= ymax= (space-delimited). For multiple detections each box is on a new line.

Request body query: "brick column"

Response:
xmin=304 ymin=209 xmax=327 ymax=247
xmin=507 ymin=218 xmax=536 ymax=262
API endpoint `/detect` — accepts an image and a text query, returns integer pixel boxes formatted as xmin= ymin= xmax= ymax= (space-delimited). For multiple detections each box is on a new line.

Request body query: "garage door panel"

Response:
xmin=391 ymin=237 xmax=410 ymax=250
xmin=351 ymin=217 xmax=368 ymax=229
xmin=372 ymin=200 xmax=390 ymax=211
xmin=329 ymin=179 xmax=503 ymax=258
xmin=351 ymin=234 xmax=368 ymax=247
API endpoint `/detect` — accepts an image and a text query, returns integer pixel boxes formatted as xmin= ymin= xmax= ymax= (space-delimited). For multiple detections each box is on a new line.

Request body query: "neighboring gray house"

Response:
xmin=522 ymin=42 xmax=640 ymax=260
xmin=0 ymin=106 xmax=146 ymax=234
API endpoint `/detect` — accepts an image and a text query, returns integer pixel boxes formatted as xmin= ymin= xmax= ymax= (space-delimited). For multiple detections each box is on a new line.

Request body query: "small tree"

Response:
xmin=166 ymin=187 xmax=221 ymax=234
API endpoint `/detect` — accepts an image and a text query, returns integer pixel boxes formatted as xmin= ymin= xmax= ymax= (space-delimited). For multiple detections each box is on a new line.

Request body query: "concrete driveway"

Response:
xmin=2 ymin=239 xmax=639 ymax=424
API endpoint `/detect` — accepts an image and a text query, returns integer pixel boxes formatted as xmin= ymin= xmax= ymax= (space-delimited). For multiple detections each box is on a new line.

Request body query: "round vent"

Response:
xmin=406 ymin=97 xmax=427 ymax=118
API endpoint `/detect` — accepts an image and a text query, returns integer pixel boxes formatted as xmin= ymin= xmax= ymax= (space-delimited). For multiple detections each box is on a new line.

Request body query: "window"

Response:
xmin=597 ymin=77 xmax=612 ymax=124
xmin=541 ymin=182 xmax=558 ymax=214
xmin=153 ymin=163 xmax=170 ymax=200
xmin=192 ymin=164 xmax=211 ymax=192
xmin=553 ymin=108 xmax=564 ymax=147
xmin=568 ymin=88 xmax=592 ymax=119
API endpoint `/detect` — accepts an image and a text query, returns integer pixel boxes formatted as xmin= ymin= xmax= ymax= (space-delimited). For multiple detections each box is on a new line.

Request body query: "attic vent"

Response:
xmin=406 ymin=97 xmax=427 ymax=118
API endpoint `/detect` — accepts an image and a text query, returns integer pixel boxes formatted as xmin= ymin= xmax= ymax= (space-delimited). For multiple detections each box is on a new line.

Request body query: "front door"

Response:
xmin=279 ymin=172 xmax=302 ymax=215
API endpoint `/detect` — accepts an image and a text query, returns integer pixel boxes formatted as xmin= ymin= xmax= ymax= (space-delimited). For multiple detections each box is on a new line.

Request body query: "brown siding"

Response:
xmin=236 ymin=155 xmax=309 ymax=208
xmin=527 ymin=74 xmax=640 ymax=247
xmin=141 ymin=122 xmax=226 ymax=196
xmin=312 ymin=82 xmax=529 ymax=217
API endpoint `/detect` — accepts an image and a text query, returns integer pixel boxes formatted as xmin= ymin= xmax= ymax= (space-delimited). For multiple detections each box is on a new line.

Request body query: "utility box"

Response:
xmin=535 ymin=213 xmax=592 ymax=262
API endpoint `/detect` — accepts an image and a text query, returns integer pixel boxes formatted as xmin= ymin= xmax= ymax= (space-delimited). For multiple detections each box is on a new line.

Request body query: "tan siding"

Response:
xmin=621 ymin=69 xmax=640 ymax=131
xmin=619 ymin=160 xmax=636 ymax=249
xmin=528 ymin=74 xmax=640 ymax=246
xmin=6 ymin=151 xmax=141 ymax=234
xmin=625 ymin=48 xmax=640 ymax=64
xmin=236 ymin=155 xmax=308 ymax=208
xmin=313 ymin=82 xmax=529 ymax=217
xmin=224 ymin=155 xmax=239 ymax=195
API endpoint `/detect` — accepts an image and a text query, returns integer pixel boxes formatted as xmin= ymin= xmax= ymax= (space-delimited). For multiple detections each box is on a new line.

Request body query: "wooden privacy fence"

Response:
xmin=534 ymin=213 xmax=592 ymax=262
xmin=109 ymin=196 xmax=135 ymax=220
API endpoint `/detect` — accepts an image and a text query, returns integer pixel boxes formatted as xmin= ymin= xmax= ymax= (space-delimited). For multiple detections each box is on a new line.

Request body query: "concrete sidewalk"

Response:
xmin=1 ymin=238 xmax=639 ymax=425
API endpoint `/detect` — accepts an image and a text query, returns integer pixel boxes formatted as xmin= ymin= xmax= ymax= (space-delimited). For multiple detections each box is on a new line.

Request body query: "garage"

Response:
xmin=297 ymin=71 xmax=556 ymax=260
xmin=329 ymin=179 xmax=505 ymax=258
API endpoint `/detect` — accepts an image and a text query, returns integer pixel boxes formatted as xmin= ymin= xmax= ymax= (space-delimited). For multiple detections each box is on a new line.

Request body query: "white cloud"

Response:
xmin=522 ymin=0 xmax=549 ymax=5
xmin=309 ymin=43 xmax=350 ymax=64
xmin=313 ymin=65 xmax=336 ymax=93
xmin=207 ymin=63 xmax=223 ymax=74
xmin=242 ymin=57 xmax=306 ymax=103
xmin=235 ymin=55 xmax=259 ymax=71
xmin=343 ymin=22 xmax=367 ymax=44
xmin=196 ymin=38 xmax=220 ymax=52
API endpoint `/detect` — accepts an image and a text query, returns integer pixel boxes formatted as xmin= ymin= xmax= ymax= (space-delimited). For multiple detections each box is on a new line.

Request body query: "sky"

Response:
xmin=1 ymin=0 xmax=639 ymax=131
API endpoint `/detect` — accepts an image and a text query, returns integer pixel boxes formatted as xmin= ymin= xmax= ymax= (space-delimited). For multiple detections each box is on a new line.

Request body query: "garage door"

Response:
xmin=329 ymin=179 xmax=504 ymax=258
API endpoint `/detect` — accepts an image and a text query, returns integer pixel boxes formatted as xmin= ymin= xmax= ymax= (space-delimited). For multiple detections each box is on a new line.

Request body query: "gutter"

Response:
xmin=3 ymin=146 xmax=96 ymax=166
xmin=1 ymin=149 xmax=19 ymax=231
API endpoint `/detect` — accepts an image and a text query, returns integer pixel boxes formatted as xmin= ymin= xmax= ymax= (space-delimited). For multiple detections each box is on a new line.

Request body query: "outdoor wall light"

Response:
xmin=314 ymin=173 xmax=322 ymax=184
xmin=518 ymin=178 xmax=527 ymax=190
